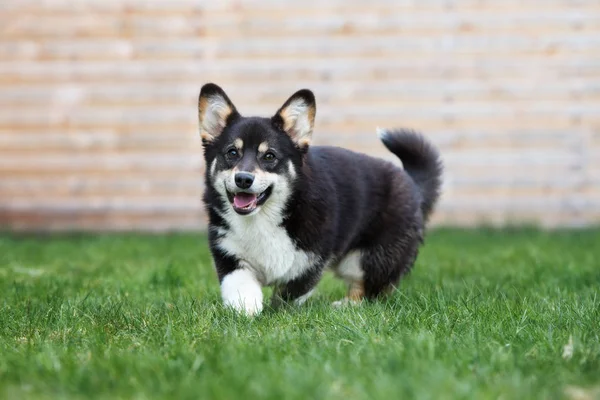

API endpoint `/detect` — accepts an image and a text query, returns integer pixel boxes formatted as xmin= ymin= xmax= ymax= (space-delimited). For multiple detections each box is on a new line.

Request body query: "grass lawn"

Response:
xmin=0 ymin=228 xmax=599 ymax=400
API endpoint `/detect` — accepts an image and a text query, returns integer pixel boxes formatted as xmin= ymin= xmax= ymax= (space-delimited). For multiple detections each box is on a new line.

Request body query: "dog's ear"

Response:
xmin=272 ymin=89 xmax=316 ymax=149
xmin=198 ymin=83 xmax=239 ymax=145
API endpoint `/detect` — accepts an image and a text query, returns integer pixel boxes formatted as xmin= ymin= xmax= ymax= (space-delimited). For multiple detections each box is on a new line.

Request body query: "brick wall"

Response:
xmin=1 ymin=0 xmax=599 ymax=230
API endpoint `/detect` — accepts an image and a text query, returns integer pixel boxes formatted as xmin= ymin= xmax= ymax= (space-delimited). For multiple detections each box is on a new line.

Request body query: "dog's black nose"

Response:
xmin=234 ymin=172 xmax=254 ymax=189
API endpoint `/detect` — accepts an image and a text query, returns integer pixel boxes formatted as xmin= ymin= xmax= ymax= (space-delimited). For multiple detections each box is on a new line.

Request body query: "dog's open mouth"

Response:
xmin=227 ymin=186 xmax=273 ymax=215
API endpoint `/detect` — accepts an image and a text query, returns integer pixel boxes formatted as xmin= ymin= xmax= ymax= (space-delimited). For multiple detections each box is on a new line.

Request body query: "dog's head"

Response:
xmin=199 ymin=83 xmax=316 ymax=216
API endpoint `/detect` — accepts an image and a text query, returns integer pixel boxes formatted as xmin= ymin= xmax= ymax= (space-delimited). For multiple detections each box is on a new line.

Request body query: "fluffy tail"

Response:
xmin=377 ymin=128 xmax=443 ymax=221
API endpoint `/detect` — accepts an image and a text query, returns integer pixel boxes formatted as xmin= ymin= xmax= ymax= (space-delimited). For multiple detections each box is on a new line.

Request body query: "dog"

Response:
xmin=198 ymin=83 xmax=442 ymax=315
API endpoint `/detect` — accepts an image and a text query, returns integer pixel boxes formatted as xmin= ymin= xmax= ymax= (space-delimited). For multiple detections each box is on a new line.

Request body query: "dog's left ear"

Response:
xmin=198 ymin=83 xmax=239 ymax=145
xmin=272 ymin=89 xmax=316 ymax=149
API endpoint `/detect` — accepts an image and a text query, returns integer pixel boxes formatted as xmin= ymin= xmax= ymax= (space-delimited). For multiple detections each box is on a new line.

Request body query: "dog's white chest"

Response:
xmin=216 ymin=214 xmax=315 ymax=285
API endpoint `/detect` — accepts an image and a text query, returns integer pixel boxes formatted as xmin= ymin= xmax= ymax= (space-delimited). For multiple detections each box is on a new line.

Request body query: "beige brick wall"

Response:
xmin=1 ymin=0 xmax=599 ymax=230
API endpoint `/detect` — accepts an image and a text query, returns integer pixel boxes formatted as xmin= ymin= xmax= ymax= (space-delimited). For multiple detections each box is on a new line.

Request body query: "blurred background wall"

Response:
xmin=1 ymin=0 xmax=599 ymax=231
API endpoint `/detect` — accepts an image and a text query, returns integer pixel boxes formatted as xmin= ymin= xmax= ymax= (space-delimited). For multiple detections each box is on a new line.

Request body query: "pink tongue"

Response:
xmin=233 ymin=192 xmax=257 ymax=208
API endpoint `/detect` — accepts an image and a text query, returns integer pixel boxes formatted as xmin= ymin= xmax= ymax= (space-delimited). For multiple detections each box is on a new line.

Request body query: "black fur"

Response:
xmin=200 ymin=83 xmax=443 ymax=307
xmin=280 ymin=145 xmax=437 ymax=298
xmin=379 ymin=129 xmax=443 ymax=221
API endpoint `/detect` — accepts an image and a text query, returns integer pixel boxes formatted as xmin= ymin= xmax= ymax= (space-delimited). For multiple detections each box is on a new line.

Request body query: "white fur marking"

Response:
xmin=287 ymin=161 xmax=297 ymax=180
xmin=281 ymin=98 xmax=312 ymax=144
xmin=217 ymin=210 xmax=318 ymax=285
xmin=332 ymin=298 xmax=361 ymax=307
xmin=209 ymin=159 xmax=217 ymax=178
xmin=376 ymin=127 xmax=404 ymax=168
xmin=214 ymin=168 xmax=275 ymax=203
xmin=335 ymin=250 xmax=364 ymax=284
xmin=376 ymin=127 xmax=388 ymax=140
xmin=213 ymin=168 xmax=317 ymax=285
xmin=221 ymin=269 xmax=263 ymax=315
xmin=294 ymin=289 xmax=314 ymax=306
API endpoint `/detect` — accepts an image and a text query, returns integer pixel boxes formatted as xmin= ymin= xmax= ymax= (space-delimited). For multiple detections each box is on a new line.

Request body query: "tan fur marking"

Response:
xmin=278 ymin=98 xmax=315 ymax=144
xmin=347 ymin=281 xmax=365 ymax=301
xmin=198 ymin=95 xmax=232 ymax=142
xmin=258 ymin=141 xmax=269 ymax=153
xmin=280 ymin=108 xmax=294 ymax=133
xmin=307 ymin=105 xmax=316 ymax=126
xmin=297 ymin=138 xmax=311 ymax=148
xmin=198 ymin=96 xmax=210 ymax=140
xmin=198 ymin=96 xmax=208 ymax=116
xmin=234 ymin=138 xmax=243 ymax=150
xmin=200 ymin=132 xmax=213 ymax=142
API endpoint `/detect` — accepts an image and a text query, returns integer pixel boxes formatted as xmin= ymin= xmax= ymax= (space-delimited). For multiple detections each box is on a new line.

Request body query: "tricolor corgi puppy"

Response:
xmin=199 ymin=83 xmax=442 ymax=315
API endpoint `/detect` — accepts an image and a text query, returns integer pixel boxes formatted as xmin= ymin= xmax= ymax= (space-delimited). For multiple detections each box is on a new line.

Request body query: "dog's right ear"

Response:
xmin=198 ymin=83 xmax=239 ymax=145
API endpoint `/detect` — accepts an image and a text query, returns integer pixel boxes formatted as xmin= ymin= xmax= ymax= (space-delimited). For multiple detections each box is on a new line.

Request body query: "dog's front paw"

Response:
xmin=225 ymin=297 xmax=263 ymax=316
xmin=221 ymin=269 xmax=264 ymax=316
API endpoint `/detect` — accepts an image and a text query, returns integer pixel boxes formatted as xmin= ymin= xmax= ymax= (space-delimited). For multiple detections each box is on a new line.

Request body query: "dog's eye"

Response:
xmin=263 ymin=152 xmax=276 ymax=162
xmin=226 ymin=149 xmax=239 ymax=158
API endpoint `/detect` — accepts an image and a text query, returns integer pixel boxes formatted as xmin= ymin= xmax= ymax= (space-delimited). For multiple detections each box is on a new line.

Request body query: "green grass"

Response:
xmin=0 ymin=228 xmax=599 ymax=400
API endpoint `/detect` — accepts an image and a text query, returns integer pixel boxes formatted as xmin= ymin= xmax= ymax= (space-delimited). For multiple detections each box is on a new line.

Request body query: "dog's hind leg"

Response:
xmin=361 ymin=226 xmax=422 ymax=299
xmin=331 ymin=280 xmax=365 ymax=307
xmin=331 ymin=250 xmax=366 ymax=306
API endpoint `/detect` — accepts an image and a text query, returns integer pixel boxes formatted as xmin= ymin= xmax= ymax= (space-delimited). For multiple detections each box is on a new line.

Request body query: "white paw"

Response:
xmin=226 ymin=297 xmax=263 ymax=316
xmin=332 ymin=298 xmax=361 ymax=307
xmin=221 ymin=269 xmax=263 ymax=316
xmin=294 ymin=289 xmax=315 ymax=306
